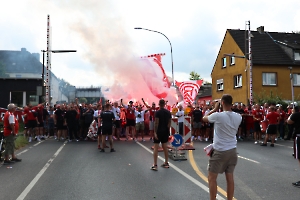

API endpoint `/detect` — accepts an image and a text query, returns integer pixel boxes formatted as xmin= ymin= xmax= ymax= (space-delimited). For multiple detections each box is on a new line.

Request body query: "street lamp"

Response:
xmin=288 ymin=66 xmax=295 ymax=108
xmin=41 ymin=50 xmax=77 ymax=104
xmin=134 ymin=27 xmax=175 ymax=86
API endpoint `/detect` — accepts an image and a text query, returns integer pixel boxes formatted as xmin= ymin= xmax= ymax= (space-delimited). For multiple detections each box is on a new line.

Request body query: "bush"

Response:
xmin=253 ymin=89 xmax=289 ymax=110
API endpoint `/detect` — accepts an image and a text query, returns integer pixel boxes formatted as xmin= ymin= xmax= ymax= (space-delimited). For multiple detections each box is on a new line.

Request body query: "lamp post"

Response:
xmin=289 ymin=66 xmax=295 ymax=108
xmin=41 ymin=50 xmax=76 ymax=105
xmin=134 ymin=27 xmax=174 ymax=86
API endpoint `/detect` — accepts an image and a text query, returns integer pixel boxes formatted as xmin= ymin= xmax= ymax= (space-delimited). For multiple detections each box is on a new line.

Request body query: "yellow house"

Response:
xmin=211 ymin=29 xmax=300 ymax=104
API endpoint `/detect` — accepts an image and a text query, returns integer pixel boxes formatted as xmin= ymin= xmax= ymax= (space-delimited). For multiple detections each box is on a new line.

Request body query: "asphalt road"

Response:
xmin=0 ymin=136 xmax=299 ymax=200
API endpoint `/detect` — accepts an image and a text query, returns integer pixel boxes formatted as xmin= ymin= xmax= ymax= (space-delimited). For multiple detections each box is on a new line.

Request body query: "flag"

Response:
xmin=175 ymin=80 xmax=203 ymax=104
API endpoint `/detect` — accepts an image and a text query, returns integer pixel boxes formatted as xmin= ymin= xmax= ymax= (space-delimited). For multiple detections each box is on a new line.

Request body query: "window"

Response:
xmin=293 ymin=74 xmax=300 ymax=86
xmin=262 ymin=73 xmax=277 ymax=85
xmin=222 ymin=57 xmax=226 ymax=68
xmin=295 ymin=50 xmax=300 ymax=60
xmin=234 ymin=74 xmax=242 ymax=88
xmin=217 ymin=79 xmax=224 ymax=91
xmin=230 ymin=55 xmax=235 ymax=65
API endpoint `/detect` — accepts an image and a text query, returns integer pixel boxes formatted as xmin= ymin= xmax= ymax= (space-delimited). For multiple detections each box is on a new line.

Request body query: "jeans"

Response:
xmin=278 ymin=121 xmax=285 ymax=138
xmin=179 ymin=122 xmax=183 ymax=135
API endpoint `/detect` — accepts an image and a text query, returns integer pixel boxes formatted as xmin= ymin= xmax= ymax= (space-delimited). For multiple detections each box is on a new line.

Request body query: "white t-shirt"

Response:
xmin=93 ymin=110 xmax=101 ymax=118
xmin=208 ymin=111 xmax=242 ymax=151
xmin=135 ymin=110 xmax=146 ymax=123
xmin=176 ymin=110 xmax=185 ymax=123
xmin=112 ymin=107 xmax=121 ymax=120
xmin=9 ymin=113 xmax=15 ymax=124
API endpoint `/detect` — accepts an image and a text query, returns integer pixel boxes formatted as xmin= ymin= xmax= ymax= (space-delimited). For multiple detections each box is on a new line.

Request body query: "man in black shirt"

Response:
xmin=151 ymin=99 xmax=171 ymax=171
xmin=54 ymin=105 xmax=64 ymax=141
xmin=287 ymin=106 xmax=300 ymax=187
xmin=83 ymin=104 xmax=94 ymax=140
xmin=65 ymin=105 xmax=79 ymax=142
xmin=234 ymin=103 xmax=245 ymax=141
xmin=191 ymin=106 xmax=203 ymax=141
xmin=99 ymin=103 xmax=116 ymax=152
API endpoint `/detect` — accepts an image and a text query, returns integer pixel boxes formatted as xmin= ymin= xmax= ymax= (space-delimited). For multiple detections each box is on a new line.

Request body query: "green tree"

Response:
xmin=79 ymin=97 xmax=87 ymax=103
xmin=189 ymin=71 xmax=202 ymax=80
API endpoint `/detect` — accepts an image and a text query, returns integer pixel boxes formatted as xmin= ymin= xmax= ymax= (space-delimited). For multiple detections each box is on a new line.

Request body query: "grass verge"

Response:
xmin=15 ymin=134 xmax=28 ymax=150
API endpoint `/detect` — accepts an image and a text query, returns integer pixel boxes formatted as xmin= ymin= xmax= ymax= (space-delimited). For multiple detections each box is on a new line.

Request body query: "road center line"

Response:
xmin=136 ymin=142 xmax=225 ymax=200
xmin=238 ymin=155 xmax=260 ymax=164
xmin=16 ymin=141 xmax=67 ymax=200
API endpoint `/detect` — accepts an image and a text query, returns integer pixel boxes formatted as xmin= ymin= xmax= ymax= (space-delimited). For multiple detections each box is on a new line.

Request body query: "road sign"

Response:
xmin=171 ymin=134 xmax=183 ymax=147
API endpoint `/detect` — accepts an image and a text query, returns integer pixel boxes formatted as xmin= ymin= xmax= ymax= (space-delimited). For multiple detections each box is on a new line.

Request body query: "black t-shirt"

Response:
xmin=100 ymin=111 xmax=115 ymax=127
xmin=65 ymin=110 xmax=77 ymax=125
xmin=192 ymin=109 xmax=203 ymax=123
xmin=290 ymin=112 xmax=300 ymax=135
xmin=43 ymin=108 xmax=49 ymax=120
xmin=84 ymin=109 xmax=94 ymax=124
xmin=55 ymin=109 xmax=64 ymax=122
xmin=155 ymin=108 xmax=171 ymax=134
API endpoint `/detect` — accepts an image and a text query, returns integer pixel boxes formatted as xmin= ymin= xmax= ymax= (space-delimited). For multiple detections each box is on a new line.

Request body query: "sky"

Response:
xmin=1 ymin=0 xmax=300 ymax=90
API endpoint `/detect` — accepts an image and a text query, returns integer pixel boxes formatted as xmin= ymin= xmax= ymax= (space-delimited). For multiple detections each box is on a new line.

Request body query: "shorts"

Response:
xmin=294 ymin=136 xmax=300 ymax=160
xmin=114 ymin=120 xmax=121 ymax=129
xmin=37 ymin=121 xmax=44 ymax=128
xmin=266 ymin=124 xmax=277 ymax=135
xmin=97 ymin=126 xmax=102 ymax=135
xmin=56 ymin=121 xmax=64 ymax=130
xmin=102 ymin=126 xmax=112 ymax=135
xmin=126 ymin=119 xmax=135 ymax=127
xmin=149 ymin=121 xmax=154 ymax=131
xmin=136 ymin=122 xmax=145 ymax=131
xmin=4 ymin=134 xmax=15 ymax=156
xmin=254 ymin=121 xmax=261 ymax=132
xmin=193 ymin=122 xmax=202 ymax=129
xmin=153 ymin=130 xmax=169 ymax=144
xmin=26 ymin=120 xmax=37 ymax=129
xmin=208 ymin=148 xmax=237 ymax=174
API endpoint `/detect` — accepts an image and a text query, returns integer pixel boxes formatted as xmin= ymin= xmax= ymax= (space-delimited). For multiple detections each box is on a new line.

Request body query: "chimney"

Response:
xmin=21 ymin=48 xmax=27 ymax=52
xmin=257 ymin=26 xmax=264 ymax=34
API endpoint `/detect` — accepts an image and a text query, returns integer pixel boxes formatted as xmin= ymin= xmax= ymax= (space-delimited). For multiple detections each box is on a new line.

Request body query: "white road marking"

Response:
xmin=238 ymin=155 xmax=260 ymax=164
xmin=136 ymin=142 xmax=225 ymax=200
xmin=16 ymin=141 xmax=67 ymax=200
xmin=16 ymin=149 xmax=29 ymax=156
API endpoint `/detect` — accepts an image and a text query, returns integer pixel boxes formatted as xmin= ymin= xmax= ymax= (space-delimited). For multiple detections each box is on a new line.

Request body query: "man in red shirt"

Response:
xmin=142 ymin=98 xmax=159 ymax=141
xmin=261 ymin=106 xmax=280 ymax=147
xmin=23 ymin=103 xmax=38 ymax=143
xmin=3 ymin=103 xmax=22 ymax=164
xmin=252 ymin=104 xmax=264 ymax=144
xmin=277 ymin=105 xmax=286 ymax=140
xmin=121 ymin=99 xmax=136 ymax=141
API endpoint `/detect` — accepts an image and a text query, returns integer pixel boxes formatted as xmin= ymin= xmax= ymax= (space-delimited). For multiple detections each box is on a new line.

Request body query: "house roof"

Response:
xmin=228 ymin=29 xmax=300 ymax=66
xmin=197 ymin=84 xmax=212 ymax=98
xmin=0 ymin=48 xmax=43 ymax=75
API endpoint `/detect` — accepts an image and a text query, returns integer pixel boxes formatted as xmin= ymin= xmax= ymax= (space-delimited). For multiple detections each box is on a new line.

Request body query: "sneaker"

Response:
xmin=270 ymin=144 xmax=274 ymax=147
xmin=142 ymin=138 xmax=145 ymax=142
xmin=3 ymin=160 xmax=14 ymax=165
xmin=238 ymin=137 xmax=243 ymax=141
xmin=28 ymin=137 xmax=32 ymax=143
xmin=76 ymin=139 xmax=79 ymax=142
xmin=11 ymin=158 xmax=22 ymax=162
xmin=199 ymin=137 xmax=203 ymax=142
xmin=134 ymin=138 xmax=137 ymax=142
xmin=149 ymin=137 xmax=152 ymax=141
xmin=151 ymin=165 xmax=158 ymax=171
xmin=254 ymin=141 xmax=258 ymax=144
xmin=61 ymin=137 xmax=65 ymax=140
xmin=110 ymin=148 xmax=116 ymax=152
xmin=191 ymin=136 xmax=195 ymax=142
xmin=37 ymin=137 xmax=41 ymax=142
xmin=112 ymin=136 xmax=117 ymax=140
xmin=125 ymin=137 xmax=128 ymax=141
xmin=68 ymin=139 xmax=72 ymax=142
xmin=161 ymin=163 xmax=170 ymax=168
xmin=292 ymin=181 xmax=300 ymax=187
xmin=100 ymin=149 xmax=105 ymax=152
xmin=260 ymin=143 xmax=267 ymax=146
xmin=205 ymin=138 xmax=208 ymax=142
xmin=54 ymin=136 xmax=57 ymax=140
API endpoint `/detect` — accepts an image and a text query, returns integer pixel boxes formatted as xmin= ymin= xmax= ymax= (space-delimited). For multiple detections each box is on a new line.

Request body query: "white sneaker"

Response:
xmin=191 ymin=136 xmax=195 ymax=142
xmin=28 ymin=137 xmax=32 ymax=143
xmin=205 ymin=138 xmax=208 ymax=142
xmin=199 ymin=137 xmax=203 ymax=141
xmin=254 ymin=141 xmax=258 ymax=144
xmin=68 ymin=139 xmax=72 ymax=142
xmin=54 ymin=136 xmax=57 ymax=140
xmin=134 ymin=138 xmax=137 ymax=142
xmin=142 ymin=139 xmax=145 ymax=142
xmin=37 ymin=136 xmax=41 ymax=142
